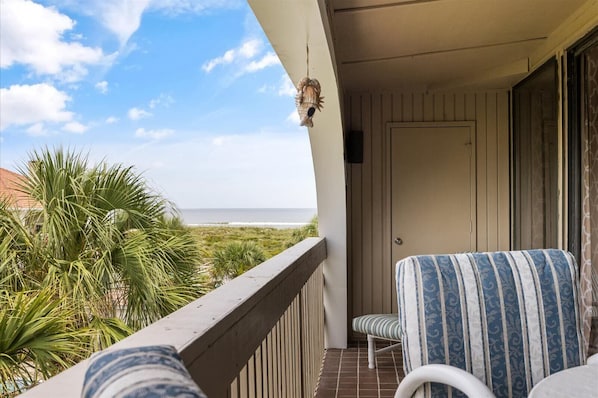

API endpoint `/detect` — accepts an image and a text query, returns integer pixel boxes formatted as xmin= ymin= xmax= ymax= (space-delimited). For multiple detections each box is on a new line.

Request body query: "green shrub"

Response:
xmin=211 ymin=241 xmax=267 ymax=286
xmin=285 ymin=216 xmax=319 ymax=248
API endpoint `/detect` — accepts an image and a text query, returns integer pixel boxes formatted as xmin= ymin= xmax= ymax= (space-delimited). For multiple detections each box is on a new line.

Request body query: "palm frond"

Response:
xmin=212 ymin=241 xmax=266 ymax=285
xmin=87 ymin=317 xmax=132 ymax=352
xmin=1 ymin=147 xmax=208 ymax=382
xmin=0 ymin=289 xmax=88 ymax=394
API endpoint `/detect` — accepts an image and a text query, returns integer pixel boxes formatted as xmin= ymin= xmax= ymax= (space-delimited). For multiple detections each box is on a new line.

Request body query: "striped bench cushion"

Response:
xmin=396 ymin=249 xmax=586 ymax=398
xmin=352 ymin=313 xmax=401 ymax=340
xmin=82 ymin=345 xmax=206 ymax=398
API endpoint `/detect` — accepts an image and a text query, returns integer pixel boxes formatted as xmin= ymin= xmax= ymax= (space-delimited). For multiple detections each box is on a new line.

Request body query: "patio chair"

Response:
xmin=394 ymin=249 xmax=597 ymax=398
xmin=352 ymin=313 xmax=401 ymax=369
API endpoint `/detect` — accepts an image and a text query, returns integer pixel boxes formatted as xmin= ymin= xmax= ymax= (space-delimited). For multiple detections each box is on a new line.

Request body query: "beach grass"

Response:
xmin=189 ymin=226 xmax=299 ymax=259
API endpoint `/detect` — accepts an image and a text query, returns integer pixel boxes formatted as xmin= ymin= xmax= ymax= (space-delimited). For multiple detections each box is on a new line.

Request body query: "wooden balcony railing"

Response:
xmin=21 ymin=237 xmax=327 ymax=398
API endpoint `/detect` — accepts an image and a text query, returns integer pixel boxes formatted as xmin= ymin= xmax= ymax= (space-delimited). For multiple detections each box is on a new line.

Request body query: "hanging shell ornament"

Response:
xmin=295 ymin=77 xmax=324 ymax=127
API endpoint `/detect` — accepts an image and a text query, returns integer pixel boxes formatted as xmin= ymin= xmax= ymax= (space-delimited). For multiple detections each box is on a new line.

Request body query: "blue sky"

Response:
xmin=0 ymin=0 xmax=317 ymax=209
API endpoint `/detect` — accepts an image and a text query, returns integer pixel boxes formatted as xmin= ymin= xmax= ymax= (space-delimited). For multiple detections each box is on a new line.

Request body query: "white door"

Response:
xmin=390 ymin=122 xmax=476 ymax=265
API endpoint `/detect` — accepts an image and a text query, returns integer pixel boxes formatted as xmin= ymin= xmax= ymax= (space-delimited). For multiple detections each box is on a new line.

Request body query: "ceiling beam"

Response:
xmin=341 ymin=37 xmax=546 ymax=65
xmin=427 ymin=58 xmax=530 ymax=91
xmin=334 ymin=0 xmax=444 ymax=14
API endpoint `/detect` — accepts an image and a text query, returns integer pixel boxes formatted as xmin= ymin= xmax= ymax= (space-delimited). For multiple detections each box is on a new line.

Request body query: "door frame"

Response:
xmin=384 ymin=121 xmax=478 ymax=263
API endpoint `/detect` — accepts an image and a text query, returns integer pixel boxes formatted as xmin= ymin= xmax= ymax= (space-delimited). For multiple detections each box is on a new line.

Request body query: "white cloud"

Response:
xmin=95 ymin=81 xmax=109 ymax=94
xmin=0 ymin=83 xmax=73 ymax=131
xmin=95 ymin=0 xmax=151 ymax=46
xmin=58 ymin=63 xmax=91 ymax=83
xmin=135 ymin=127 xmax=174 ymax=140
xmin=245 ymin=52 xmax=280 ymax=73
xmin=0 ymin=0 xmax=104 ymax=81
xmin=126 ymin=96 xmax=170 ymax=122
xmin=202 ymin=38 xmax=263 ymax=73
xmin=136 ymin=131 xmax=316 ymax=208
xmin=70 ymin=32 xmax=84 ymax=41
xmin=201 ymin=37 xmax=282 ymax=83
xmin=2 ymin=127 xmax=317 ymax=208
xmin=26 ymin=123 xmax=47 ymax=136
xmin=149 ymin=94 xmax=174 ymax=109
xmin=83 ymin=130 xmax=316 ymax=208
xmin=68 ymin=0 xmax=241 ymax=47
xmin=211 ymin=136 xmax=231 ymax=146
xmin=286 ymin=110 xmax=300 ymax=125
xmin=202 ymin=51 xmax=231 ymax=73
xmin=279 ymin=75 xmax=297 ymax=97
xmin=150 ymin=0 xmax=243 ymax=15
xmin=63 ymin=121 xmax=88 ymax=133
xmin=238 ymin=39 xmax=261 ymax=58
xmin=105 ymin=116 xmax=119 ymax=124
xmin=128 ymin=107 xmax=152 ymax=120
xmin=257 ymin=75 xmax=295 ymax=97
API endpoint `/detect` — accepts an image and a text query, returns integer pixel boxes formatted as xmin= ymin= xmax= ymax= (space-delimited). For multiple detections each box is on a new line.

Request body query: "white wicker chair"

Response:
xmin=352 ymin=313 xmax=401 ymax=369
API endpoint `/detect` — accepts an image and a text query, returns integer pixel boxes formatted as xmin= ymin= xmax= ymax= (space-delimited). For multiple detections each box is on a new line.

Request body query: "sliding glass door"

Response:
xmin=569 ymin=30 xmax=598 ymax=356
xmin=512 ymin=59 xmax=559 ymax=250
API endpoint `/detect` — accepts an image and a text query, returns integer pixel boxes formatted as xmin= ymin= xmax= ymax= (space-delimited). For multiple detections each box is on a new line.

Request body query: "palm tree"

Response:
xmin=0 ymin=147 xmax=207 ymax=392
xmin=285 ymin=216 xmax=318 ymax=247
xmin=211 ymin=241 xmax=266 ymax=285
xmin=0 ymin=289 xmax=86 ymax=394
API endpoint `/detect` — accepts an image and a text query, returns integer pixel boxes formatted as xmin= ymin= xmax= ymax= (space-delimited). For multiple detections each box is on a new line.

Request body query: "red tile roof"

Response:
xmin=0 ymin=168 xmax=40 ymax=209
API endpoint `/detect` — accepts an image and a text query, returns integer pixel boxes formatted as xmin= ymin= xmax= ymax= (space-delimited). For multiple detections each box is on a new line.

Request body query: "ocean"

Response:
xmin=179 ymin=208 xmax=317 ymax=229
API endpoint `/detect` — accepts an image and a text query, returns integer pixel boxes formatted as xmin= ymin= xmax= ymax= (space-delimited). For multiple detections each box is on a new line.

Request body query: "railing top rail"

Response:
xmin=21 ymin=237 xmax=327 ymax=397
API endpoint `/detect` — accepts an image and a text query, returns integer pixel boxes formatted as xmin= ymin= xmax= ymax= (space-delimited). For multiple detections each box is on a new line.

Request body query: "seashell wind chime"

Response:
xmin=295 ymin=44 xmax=324 ymax=127
xmin=295 ymin=77 xmax=324 ymax=127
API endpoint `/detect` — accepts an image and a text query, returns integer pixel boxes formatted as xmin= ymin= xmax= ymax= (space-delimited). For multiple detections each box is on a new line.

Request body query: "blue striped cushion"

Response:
xmin=396 ymin=249 xmax=585 ymax=398
xmin=352 ymin=313 xmax=401 ymax=340
xmin=82 ymin=345 xmax=206 ymax=398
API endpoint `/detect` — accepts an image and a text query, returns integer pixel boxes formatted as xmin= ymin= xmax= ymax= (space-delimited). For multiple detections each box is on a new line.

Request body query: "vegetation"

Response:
xmin=191 ymin=225 xmax=299 ymax=258
xmin=0 ymin=147 xmax=318 ymax=393
xmin=0 ymin=148 xmax=207 ymax=393
xmin=0 ymin=289 xmax=85 ymax=393
xmin=191 ymin=216 xmax=319 ymax=287
xmin=286 ymin=216 xmax=318 ymax=248
xmin=211 ymin=241 xmax=266 ymax=285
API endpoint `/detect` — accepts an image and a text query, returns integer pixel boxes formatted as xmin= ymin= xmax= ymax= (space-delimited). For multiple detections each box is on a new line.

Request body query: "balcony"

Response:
xmin=315 ymin=342 xmax=403 ymax=398
xmin=21 ymin=237 xmax=334 ymax=397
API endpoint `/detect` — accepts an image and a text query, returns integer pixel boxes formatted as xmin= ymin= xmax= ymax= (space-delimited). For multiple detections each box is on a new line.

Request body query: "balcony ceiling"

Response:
xmin=330 ymin=0 xmax=589 ymax=91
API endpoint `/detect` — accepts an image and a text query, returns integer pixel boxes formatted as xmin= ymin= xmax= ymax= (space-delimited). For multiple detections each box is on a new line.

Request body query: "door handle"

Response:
xmin=394 ymin=237 xmax=403 ymax=245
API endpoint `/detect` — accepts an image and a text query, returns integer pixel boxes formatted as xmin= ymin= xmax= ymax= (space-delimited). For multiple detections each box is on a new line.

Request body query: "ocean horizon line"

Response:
xmin=187 ymin=221 xmax=309 ymax=227
xmin=178 ymin=208 xmax=317 ymax=229
xmin=177 ymin=207 xmax=317 ymax=210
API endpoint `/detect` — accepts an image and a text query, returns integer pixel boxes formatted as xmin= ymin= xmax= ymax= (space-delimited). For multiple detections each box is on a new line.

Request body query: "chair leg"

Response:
xmin=367 ymin=334 xmax=376 ymax=369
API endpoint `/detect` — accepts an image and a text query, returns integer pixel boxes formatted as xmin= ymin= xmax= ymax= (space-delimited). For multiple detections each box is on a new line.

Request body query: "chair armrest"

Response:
xmin=394 ymin=364 xmax=496 ymax=398
xmin=587 ymin=352 xmax=598 ymax=366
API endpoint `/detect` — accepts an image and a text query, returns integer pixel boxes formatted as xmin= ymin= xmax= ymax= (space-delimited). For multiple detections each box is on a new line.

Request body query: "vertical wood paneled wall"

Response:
xmin=229 ymin=264 xmax=324 ymax=398
xmin=345 ymin=91 xmax=511 ymax=335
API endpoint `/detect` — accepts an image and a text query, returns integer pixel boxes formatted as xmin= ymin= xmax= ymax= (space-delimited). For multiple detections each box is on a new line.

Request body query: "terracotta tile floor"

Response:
xmin=314 ymin=341 xmax=404 ymax=398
